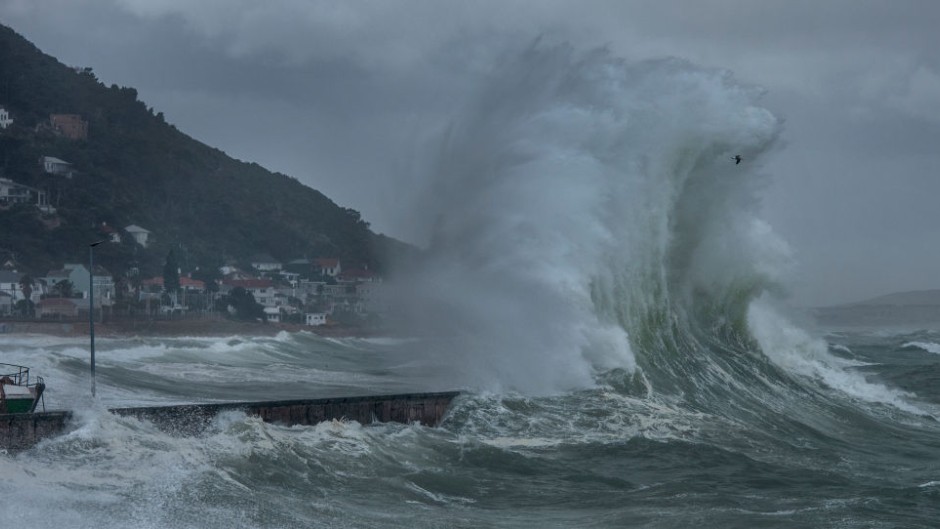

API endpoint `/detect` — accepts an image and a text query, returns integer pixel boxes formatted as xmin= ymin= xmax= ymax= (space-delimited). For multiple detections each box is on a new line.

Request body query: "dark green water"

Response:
xmin=1 ymin=325 xmax=938 ymax=528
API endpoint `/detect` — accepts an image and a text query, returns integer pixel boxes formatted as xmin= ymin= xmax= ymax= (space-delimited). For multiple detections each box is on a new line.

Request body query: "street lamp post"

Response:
xmin=89 ymin=239 xmax=107 ymax=397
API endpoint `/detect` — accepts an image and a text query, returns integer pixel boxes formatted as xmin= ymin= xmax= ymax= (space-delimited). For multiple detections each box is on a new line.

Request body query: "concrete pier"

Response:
xmin=0 ymin=411 xmax=71 ymax=451
xmin=0 ymin=391 xmax=459 ymax=450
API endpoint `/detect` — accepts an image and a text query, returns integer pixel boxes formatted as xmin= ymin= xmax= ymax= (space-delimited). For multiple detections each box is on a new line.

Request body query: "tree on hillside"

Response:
xmin=218 ymin=287 xmax=263 ymax=321
xmin=0 ymin=25 xmax=394 ymax=281
xmin=163 ymin=248 xmax=180 ymax=305
xmin=190 ymin=266 xmax=220 ymax=293
xmin=52 ymin=279 xmax=74 ymax=298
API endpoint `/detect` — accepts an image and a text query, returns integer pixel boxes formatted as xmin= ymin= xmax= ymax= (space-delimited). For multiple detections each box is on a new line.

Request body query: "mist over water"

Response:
xmin=391 ymin=44 xmax=782 ymax=394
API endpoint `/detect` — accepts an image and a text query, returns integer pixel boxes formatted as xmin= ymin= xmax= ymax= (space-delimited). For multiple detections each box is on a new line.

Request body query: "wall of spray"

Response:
xmin=385 ymin=43 xmax=786 ymax=394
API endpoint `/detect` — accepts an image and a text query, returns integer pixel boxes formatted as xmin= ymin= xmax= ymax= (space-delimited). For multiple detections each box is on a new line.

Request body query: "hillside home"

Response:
xmin=41 ymin=156 xmax=75 ymax=178
xmin=279 ymin=270 xmax=301 ymax=285
xmin=221 ymin=278 xmax=276 ymax=307
xmin=285 ymin=258 xmax=311 ymax=269
xmin=0 ymin=271 xmax=44 ymax=303
xmin=37 ymin=298 xmax=83 ymax=319
xmin=324 ymin=283 xmax=356 ymax=300
xmin=314 ymin=258 xmax=341 ymax=277
xmin=263 ymin=306 xmax=281 ymax=323
xmin=338 ymin=267 xmax=378 ymax=283
xmin=272 ymin=291 xmax=290 ymax=308
xmin=124 ymin=224 xmax=151 ymax=247
xmin=141 ymin=276 xmax=206 ymax=292
xmin=221 ymin=268 xmax=254 ymax=280
xmin=0 ymin=177 xmax=53 ymax=213
xmin=49 ymin=114 xmax=88 ymax=140
xmin=0 ymin=292 xmax=12 ymax=315
xmin=0 ymin=270 xmax=27 ymax=302
xmin=250 ymin=254 xmax=282 ymax=272
xmin=89 ymin=266 xmax=116 ymax=306
xmin=45 ymin=264 xmax=114 ymax=305
xmin=0 ymin=106 xmax=12 ymax=129
xmin=44 ymin=269 xmax=71 ymax=293
xmin=305 ymin=312 xmax=327 ymax=326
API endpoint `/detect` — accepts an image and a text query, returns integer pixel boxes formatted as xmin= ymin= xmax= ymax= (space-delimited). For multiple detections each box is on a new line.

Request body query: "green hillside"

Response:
xmin=0 ymin=24 xmax=407 ymax=279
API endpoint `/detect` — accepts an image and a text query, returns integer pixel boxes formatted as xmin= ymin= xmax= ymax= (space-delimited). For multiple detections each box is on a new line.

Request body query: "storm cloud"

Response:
xmin=2 ymin=0 xmax=939 ymax=306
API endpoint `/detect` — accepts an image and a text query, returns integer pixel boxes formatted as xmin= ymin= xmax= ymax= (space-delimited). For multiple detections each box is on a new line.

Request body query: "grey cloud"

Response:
xmin=2 ymin=1 xmax=939 ymax=306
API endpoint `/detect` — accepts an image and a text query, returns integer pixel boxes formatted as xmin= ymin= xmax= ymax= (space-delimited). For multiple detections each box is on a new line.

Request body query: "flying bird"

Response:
xmin=732 ymin=155 xmax=742 ymax=165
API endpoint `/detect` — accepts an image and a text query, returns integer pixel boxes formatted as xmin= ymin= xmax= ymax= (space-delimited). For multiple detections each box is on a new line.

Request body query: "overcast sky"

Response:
xmin=2 ymin=1 xmax=939 ymax=306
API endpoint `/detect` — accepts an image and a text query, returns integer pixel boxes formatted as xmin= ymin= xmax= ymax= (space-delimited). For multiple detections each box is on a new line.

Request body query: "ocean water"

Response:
xmin=4 ymin=45 xmax=939 ymax=527
xmin=0 ymin=327 xmax=939 ymax=528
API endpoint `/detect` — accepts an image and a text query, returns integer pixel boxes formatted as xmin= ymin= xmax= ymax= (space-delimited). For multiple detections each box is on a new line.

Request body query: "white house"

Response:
xmin=0 ymin=270 xmax=42 ymax=304
xmin=0 ymin=107 xmax=12 ymax=129
xmin=45 ymin=264 xmax=114 ymax=306
xmin=263 ymin=306 xmax=281 ymax=323
xmin=305 ymin=312 xmax=327 ymax=326
xmin=250 ymin=254 xmax=282 ymax=272
xmin=0 ymin=177 xmax=55 ymax=214
xmin=0 ymin=178 xmax=42 ymax=207
xmin=124 ymin=224 xmax=151 ymax=247
xmin=314 ymin=258 xmax=341 ymax=277
xmin=221 ymin=278 xmax=277 ymax=307
xmin=41 ymin=156 xmax=74 ymax=177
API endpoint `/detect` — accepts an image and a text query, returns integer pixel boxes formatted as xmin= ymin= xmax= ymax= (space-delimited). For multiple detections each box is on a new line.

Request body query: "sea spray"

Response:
xmin=389 ymin=43 xmax=781 ymax=394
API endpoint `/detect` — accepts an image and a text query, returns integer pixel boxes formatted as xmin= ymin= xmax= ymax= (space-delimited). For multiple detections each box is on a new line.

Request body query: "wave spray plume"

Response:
xmin=392 ymin=43 xmax=783 ymax=395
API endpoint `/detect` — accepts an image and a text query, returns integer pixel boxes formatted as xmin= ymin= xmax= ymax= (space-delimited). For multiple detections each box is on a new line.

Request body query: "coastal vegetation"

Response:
xmin=0 ymin=23 xmax=410 ymax=281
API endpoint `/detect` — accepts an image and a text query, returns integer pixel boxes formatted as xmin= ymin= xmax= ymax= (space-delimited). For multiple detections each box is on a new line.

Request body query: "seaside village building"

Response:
xmin=305 ymin=313 xmax=327 ymax=326
xmin=250 ymin=254 xmax=282 ymax=272
xmin=0 ymin=270 xmax=42 ymax=306
xmin=49 ymin=113 xmax=88 ymax=140
xmin=124 ymin=224 xmax=151 ymax=247
xmin=0 ymin=106 xmax=12 ymax=129
xmin=139 ymin=276 xmax=207 ymax=312
xmin=220 ymin=278 xmax=276 ymax=307
xmin=44 ymin=264 xmax=115 ymax=306
xmin=0 ymin=177 xmax=55 ymax=214
xmin=0 ymin=292 xmax=11 ymax=315
xmin=314 ymin=258 xmax=341 ymax=277
xmin=36 ymin=298 xmax=83 ymax=319
xmin=41 ymin=156 xmax=75 ymax=178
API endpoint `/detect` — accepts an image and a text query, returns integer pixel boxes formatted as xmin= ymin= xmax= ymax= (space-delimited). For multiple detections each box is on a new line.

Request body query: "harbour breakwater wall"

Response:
xmin=0 ymin=391 xmax=460 ymax=450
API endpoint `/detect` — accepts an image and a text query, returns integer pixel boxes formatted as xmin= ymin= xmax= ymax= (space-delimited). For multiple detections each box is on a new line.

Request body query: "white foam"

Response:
xmin=902 ymin=341 xmax=940 ymax=354
xmin=749 ymin=299 xmax=926 ymax=415
xmin=829 ymin=344 xmax=853 ymax=354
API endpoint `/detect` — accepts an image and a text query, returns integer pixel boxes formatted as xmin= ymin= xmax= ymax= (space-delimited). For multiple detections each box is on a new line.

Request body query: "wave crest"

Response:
xmin=390 ymin=43 xmax=783 ymax=394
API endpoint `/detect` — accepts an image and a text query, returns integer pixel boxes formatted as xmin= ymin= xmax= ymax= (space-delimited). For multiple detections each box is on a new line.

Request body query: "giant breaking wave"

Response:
xmin=387 ymin=44 xmax=786 ymax=394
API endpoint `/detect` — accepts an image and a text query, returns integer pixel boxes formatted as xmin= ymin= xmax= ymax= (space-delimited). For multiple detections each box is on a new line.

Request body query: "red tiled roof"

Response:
xmin=142 ymin=276 xmax=206 ymax=289
xmin=38 ymin=298 xmax=80 ymax=307
xmin=314 ymin=258 xmax=339 ymax=267
xmin=339 ymin=268 xmax=375 ymax=279
xmin=222 ymin=278 xmax=274 ymax=289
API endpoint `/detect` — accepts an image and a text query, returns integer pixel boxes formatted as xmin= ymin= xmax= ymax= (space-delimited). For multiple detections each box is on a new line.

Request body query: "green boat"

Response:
xmin=0 ymin=363 xmax=45 ymax=414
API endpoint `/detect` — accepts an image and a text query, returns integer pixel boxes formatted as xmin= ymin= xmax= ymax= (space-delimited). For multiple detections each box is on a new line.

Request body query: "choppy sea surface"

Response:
xmin=1 ymin=321 xmax=939 ymax=529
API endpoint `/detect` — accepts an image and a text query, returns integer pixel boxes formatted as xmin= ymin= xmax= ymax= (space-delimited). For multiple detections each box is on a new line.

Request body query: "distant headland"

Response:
xmin=813 ymin=289 xmax=940 ymax=328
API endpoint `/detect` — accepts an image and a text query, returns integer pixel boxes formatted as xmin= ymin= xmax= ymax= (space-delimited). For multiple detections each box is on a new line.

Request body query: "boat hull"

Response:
xmin=0 ymin=396 xmax=37 ymax=414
